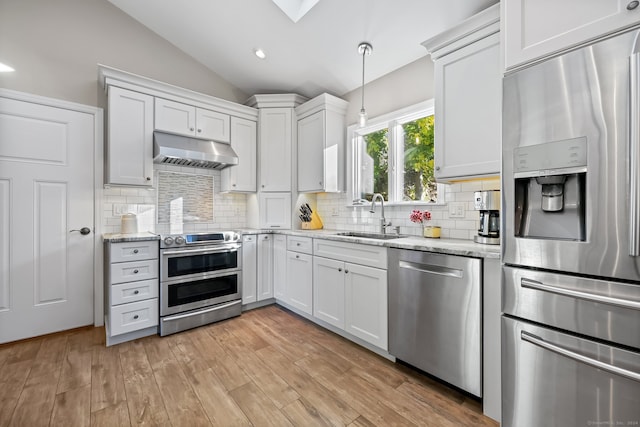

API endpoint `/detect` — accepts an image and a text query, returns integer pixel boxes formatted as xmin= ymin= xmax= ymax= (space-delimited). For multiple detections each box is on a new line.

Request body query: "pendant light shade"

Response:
xmin=358 ymin=42 xmax=372 ymax=128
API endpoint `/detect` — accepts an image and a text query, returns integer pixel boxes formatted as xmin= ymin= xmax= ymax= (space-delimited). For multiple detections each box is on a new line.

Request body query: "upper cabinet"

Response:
xmin=106 ymin=86 xmax=154 ymax=186
xmin=155 ymin=98 xmax=230 ymax=143
xmin=295 ymin=93 xmax=348 ymax=193
xmin=422 ymin=4 xmax=501 ymax=183
xmin=258 ymin=108 xmax=293 ymax=192
xmin=221 ymin=117 xmax=257 ymax=192
xmin=504 ymin=0 xmax=640 ymax=71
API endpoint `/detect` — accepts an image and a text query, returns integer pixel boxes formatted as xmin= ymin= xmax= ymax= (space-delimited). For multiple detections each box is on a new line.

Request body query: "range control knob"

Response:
xmin=163 ymin=236 xmax=174 ymax=246
xmin=175 ymin=236 xmax=186 ymax=245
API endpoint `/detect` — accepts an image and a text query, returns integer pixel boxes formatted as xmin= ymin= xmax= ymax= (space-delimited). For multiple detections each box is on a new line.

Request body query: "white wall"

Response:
xmin=0 ymin=0 xmax=246 ymax=108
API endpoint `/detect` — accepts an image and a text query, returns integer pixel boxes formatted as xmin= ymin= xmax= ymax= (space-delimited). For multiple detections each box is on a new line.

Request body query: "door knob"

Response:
xmin=70 ymin=227 xmax=91 ymax=235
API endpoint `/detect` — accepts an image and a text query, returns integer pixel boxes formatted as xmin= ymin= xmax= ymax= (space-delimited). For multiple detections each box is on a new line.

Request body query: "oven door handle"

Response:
xmin=521 ymin=331 xmax=640 ymax=383
xmin=161 ymin=300 xmax=241 ymax=322
xmin=162 ymin=245 xmax=240 ymax=256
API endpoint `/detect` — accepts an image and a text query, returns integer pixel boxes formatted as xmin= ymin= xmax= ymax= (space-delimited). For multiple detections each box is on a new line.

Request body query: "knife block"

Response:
xmin=301 ymin=212 xmax=323 ymax=230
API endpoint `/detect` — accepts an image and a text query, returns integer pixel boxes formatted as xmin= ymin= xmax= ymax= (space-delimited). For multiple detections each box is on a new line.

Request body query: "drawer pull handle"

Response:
xmin=338 ymin=268 xmax=342 ymax=272
xmin=133 ymin=315 xmax=139 ymax=320
xmin=133 ymin=249 xmax=139 ymax=254
xmin=133 ymin=269 xmax=139 ymax=274
xmin=134 ymin=290 xmax=139 ymax=295
xmin=521 ymin=331 xmax=640 ymax=382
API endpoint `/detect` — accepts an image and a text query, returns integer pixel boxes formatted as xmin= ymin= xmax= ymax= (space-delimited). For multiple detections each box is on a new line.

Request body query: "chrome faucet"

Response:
xmin=370 ymin=193 xmax=392 ymax=234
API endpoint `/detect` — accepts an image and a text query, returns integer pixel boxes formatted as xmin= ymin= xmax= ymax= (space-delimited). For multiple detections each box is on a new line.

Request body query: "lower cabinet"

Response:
xmin=273 ymin=234 xmax=287 ymax=300
xmin=257 ymin=234 xmax=274 ymax=300
xmin=312 ymin=239 xmax=388 ymax=351
xmin=105 ymin=240 xmax=159 ymax=346
xmin=285 ymin=250 xmax=313 ymax=315
xmin=242 ymin=235 xmax=257 ymax=304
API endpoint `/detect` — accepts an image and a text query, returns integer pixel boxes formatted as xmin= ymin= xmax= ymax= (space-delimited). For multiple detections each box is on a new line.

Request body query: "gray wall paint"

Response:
xmin=0 ymin=0 xmax=246 ymax=108
xmin=342 ymin=56 xmax=435 ymax=125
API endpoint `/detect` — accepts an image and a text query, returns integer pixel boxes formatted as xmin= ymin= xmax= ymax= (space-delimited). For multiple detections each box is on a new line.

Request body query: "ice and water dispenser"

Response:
xmin=513 ymin=138 xmax=587 ymax=241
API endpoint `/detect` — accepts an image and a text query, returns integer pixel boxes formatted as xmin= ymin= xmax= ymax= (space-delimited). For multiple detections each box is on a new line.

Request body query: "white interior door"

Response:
xmin=0 ymin=96 xmax=95 ymax=343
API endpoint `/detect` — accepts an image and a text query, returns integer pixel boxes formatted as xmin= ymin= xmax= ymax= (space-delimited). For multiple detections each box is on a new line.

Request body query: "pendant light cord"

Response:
xmin=361 ymin=48 xmax=366 ymax=113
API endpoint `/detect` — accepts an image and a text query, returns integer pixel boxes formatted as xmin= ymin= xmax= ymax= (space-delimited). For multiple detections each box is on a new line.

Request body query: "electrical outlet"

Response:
xmin=331 ymin=207 xmax=339 ymax=216
xmin=449 ymin=202 xmax=465 ymax=218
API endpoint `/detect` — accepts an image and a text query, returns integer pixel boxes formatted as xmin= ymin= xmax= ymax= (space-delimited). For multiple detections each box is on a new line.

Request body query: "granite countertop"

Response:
xmin=237 ymin=228 xmax=500 ymax=259
xmin=103 ymin=232 xmax=160 ymax=243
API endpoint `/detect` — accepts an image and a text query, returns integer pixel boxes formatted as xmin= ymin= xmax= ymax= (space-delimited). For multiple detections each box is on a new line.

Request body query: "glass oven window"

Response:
xmin=168 ymin=275 xmax=238 ymax=307
xmin=168 ymin=251 xmax=237 ymax=278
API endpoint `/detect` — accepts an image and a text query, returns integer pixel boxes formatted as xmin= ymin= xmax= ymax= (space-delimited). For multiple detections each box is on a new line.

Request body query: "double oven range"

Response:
xmin=159 ymin=231 xmax=242 ymax=336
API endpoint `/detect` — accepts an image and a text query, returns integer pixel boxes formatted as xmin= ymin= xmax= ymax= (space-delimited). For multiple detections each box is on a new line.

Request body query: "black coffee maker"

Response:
xmin=474 ymin=190 xmax=500 ymax=245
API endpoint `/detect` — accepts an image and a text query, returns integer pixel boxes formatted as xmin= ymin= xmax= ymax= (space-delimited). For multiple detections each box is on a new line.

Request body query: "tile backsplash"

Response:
xmin=315 ymin=178 xmax=500 ymax=240
xmin=102 ymin=164 xmax=247 ymax=234
xmin=103 ymin=168 xmax=499 ymax=241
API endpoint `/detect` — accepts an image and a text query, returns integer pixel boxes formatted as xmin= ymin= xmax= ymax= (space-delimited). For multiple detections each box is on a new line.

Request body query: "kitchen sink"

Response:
xmin=336 ymin=231 xmax=403 ymax=240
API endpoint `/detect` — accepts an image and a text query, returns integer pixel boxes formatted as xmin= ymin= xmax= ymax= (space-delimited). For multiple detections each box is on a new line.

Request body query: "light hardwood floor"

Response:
xmin=0 ymin=305 xmax=499 ymax=427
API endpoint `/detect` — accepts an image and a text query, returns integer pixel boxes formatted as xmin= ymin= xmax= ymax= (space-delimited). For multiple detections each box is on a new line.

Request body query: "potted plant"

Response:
xmin=410 ymin=209 xmax=441 ymax=238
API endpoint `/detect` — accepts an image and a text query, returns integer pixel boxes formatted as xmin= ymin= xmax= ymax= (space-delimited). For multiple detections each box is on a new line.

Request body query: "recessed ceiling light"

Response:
xmin=254 ymin=48 xmax=267 ymax=60
xmin=0 ymin=62 xmax=15 ymax=72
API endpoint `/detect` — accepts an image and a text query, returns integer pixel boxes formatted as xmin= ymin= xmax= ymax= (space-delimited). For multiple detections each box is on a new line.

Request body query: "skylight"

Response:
xmin=271 ymin=0 xmax=320 ymax=23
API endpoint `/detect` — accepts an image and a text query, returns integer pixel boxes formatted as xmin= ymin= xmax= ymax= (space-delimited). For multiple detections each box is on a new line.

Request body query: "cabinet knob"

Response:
xmin=338 ymin=267 xmax=342 ymax=272
xmin=296 ymin=255 xmax=300 ymax=259
xmin=319 ymin=181 xmax=322 ymax=185
xmin=146 ymin=177 xmax=151 ymax=181
xmin=190 ymin=127 xmax=194 ymax=132
xmin=296 ymin=242 xmax=301 ymax=246
xmin=133 ymin=249 xmax=139 ymax=254
xmin=264 ymin=235 xmax=269 ymax=240
xmin=134 ymin=290 xmax=139 ymax=295
xmin=345 ymin=269 xmax=349 ymax=274
xmin=628 ymin=0 xmax=639 ymax=9
xmin=197 ymin=129 xmax=202 ymax=133
xmin=261 ymin=184 xmax=265 ymax=188
xmin=435 ymin=166 xmax=441 ymax=171
xmin=232 ymin=184 xmax=236 ymax=187
xmin=133 ymin=269 xmax=139 ymax=274
xmin=133 ymin=314 xmax=139 ymax=320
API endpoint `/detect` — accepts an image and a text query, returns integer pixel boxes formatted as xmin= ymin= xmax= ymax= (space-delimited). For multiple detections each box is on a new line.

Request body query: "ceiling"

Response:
xmin=108 ymin=0 xmax=498 ymax=99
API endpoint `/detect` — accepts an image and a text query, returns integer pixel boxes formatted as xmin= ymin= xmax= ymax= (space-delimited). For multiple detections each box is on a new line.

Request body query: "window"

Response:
xmin=349 ymin=100 xmax=440 ymax=204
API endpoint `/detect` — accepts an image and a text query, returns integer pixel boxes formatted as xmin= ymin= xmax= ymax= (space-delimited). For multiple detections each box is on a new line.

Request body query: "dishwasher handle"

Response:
xmin=398 ymin=260 xmax=463 ymax=278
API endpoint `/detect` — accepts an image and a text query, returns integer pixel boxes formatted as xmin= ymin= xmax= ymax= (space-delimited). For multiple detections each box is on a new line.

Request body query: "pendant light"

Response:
xmin=358 ymin=42 xmax=372 ymax=128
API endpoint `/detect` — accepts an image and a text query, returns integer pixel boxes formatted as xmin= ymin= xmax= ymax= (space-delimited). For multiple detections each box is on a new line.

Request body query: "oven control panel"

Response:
xmin=161 ymin=231 xmax=240 ymax=248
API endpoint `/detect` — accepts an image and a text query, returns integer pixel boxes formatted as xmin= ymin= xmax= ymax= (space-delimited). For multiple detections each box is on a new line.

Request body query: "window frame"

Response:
xmin=346 ymin=99 xmax=444 ymax=206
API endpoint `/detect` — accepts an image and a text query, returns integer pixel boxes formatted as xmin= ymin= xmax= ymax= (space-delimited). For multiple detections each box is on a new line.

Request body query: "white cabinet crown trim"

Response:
xmin=295 ymin=93 xmax=348 ymax=120
xmin=98 ymin=64 xmax=258 ymax=121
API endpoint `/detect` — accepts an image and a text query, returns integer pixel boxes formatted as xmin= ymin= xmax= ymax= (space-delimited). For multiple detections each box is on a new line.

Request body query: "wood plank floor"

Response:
xmin=0 ymin=305 xmax=499 ymax=427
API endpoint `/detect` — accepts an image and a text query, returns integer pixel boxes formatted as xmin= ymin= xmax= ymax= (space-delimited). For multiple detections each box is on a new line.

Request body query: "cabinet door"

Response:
xmin=345 ymin=263 xmax=388 ymax=350
xmin=154 ymin=98 xmax=196 ymax=136
xmin=286 ymin=251 xmax=313 ymax=315
xmin=221 ymin=117 xmax=256 ymax=192
xmin=257 ymin=234 xmax=273 ymax=301
xmin=259 ymin=108 xmax=292 ymax=191
xmin=297 ymin=111 xmax=325 ymax=192
xmin=272 ymin=235 xmax=287 ymax=300
xmin=259 ymin=192 xmax=291 ymax=229
xmin=107 ymin=86 xmax=154 ymax=186
xmin=313 ymin=256 xmax=345 ymax=329
xmin=242 ymin=235 xmax=257 ymax=304
xmin=434 ymin=32 xmax=500 ymax=181
xmin=196 ymin=108 xmax=230 ymax=142
xmin=504 ymin=0 xmax=640 ymax=70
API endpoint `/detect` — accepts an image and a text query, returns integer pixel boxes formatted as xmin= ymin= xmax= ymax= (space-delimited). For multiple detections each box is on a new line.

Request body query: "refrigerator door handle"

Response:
xmin=521 ymin=331 xmax=640 ymax=383
xmin=629 ymin=52 xmax=640 ymax=256
xmin=521 ymin=277 xmax=640 ymax=310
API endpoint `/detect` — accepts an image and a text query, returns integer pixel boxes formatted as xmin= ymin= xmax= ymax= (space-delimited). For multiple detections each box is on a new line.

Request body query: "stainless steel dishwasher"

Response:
xmin=388 ymin=248 xmax=482 ymax=397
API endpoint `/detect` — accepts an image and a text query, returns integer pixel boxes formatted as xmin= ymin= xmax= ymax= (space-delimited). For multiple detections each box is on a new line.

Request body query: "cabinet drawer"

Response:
xmin=111 ymin=279 xmax=159 ymax=305
xmin=314 ymin=239 xmax=387 ymax=268
xmin=287 ymin=235 xmax=313 ymax=254
xmin=109 ymin=298 xmax=158 ymax=336
xmin=110 ymin=259 xmax=158 ymax=285
xmin=110 ymin=241 xmax=158 ymax=263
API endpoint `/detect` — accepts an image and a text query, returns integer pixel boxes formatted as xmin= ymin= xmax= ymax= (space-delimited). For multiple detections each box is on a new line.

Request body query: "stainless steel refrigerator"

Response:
xmin=502 ymin=27 xmax=640 ymax=427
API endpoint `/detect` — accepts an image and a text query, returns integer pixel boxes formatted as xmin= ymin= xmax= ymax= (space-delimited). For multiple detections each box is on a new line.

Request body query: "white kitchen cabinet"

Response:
xmin=313 ymin=256 xmax=345 ymax=329
xmin=259 ymin=192 xmax=291 ymax=229
xmin=257 ymin=234 xmax=273 ymax=301
xmin=259 ymin=108 xmax=292 ymax=192
xmin=344 ymin=262 xmax=388 ymax=350
xmin=273 ymin=234 xmax=287 ymax=301
xmin=295 ymin=94 xmax=348 ymax=193
xmin=286 ymin=250 xmax=313 ymax=315
xmin=105 ymin=240 xmax=159 ymax=346
xmin=242 ymin=235 xmax=257 ymax=304
xmin=504 ymin=0 xmax=640 ymax=71
xmin=221 ymin=117 xmax=257 ymax=192
xmin=106 ymin=86 xmax=154 ymax=186
xmin=422 ymin=5 xmax=501 ymax=182
xmin=312 ymin=239 xmax=388 ymax=350
xmin=155 ymin=97 xmax=230 ymax=142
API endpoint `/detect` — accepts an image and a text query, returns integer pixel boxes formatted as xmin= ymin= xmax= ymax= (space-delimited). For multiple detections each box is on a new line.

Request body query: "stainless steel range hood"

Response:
xmin=153 ymin=131 xmax=238 ymax=170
